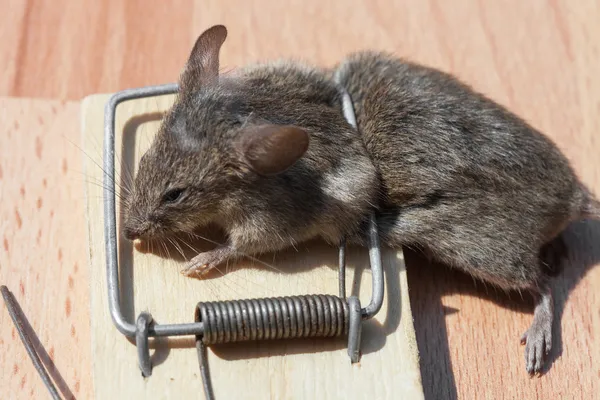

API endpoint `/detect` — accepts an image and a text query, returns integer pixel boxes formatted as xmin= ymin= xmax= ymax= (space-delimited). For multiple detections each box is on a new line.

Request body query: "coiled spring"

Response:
xmin=196 ymin=295 xmax=349 ymax=345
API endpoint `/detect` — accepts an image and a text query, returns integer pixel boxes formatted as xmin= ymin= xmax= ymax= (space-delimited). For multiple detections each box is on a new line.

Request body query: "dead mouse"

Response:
xmin=123 ymin=25 xmax=600 ymax=375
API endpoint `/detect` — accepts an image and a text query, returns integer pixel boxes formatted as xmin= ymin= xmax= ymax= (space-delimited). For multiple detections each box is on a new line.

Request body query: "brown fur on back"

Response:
xmin=334 ymin=51 xmax=595 ymax=289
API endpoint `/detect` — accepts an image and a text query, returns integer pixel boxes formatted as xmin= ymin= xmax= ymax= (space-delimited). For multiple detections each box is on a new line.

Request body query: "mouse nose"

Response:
xmin=123 ymin=227 xmax=140 ymax=241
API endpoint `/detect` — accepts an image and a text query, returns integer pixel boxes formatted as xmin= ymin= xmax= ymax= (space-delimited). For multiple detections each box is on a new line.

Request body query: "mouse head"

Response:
xmin=124 ymin=25 xmax=378 ymax=245
xmin=123 ymin=26 xmax=312 ymax=241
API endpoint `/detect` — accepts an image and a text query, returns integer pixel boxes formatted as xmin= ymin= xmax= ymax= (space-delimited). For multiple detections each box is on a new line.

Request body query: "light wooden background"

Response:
xmin=1 ymin=0 xmax=599 ymax=399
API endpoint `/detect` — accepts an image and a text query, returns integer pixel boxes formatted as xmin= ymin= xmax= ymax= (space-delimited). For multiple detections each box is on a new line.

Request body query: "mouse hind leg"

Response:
xmin=521 ymin=284 xmax=553 ymax=375
xmin=379 ymin=210 xmax=562 ymax=374
xmin=521 ymin=236 xmax=567 ymax=375
xmin=420 ymin=235 xmax=557 ymax=375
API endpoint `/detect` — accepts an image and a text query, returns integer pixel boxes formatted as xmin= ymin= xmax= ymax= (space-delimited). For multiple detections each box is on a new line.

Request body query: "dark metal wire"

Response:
xmin=196 ymin=336 xmax=215 ymax=400
xmin=346 ymin=296 xmax=363 ymax=362
xmin=136 ymin=312 xmax=153 ymax=377
xmin=1 ymin=285 xmax=61 ymax=400
xmin=338 ymin=238 xmax=347 ymax=299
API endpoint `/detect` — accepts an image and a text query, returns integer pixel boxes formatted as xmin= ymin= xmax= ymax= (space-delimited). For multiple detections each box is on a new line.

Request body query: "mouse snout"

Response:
xmin=123 ymin=213 xmax=157 ymax=241
xmin=123 ymin=226 xmax=141 ymax=241
xmin=123 ymin=224 xmax=150 ymax=241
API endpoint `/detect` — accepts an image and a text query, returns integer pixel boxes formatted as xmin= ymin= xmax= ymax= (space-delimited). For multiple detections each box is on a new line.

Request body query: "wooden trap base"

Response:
xmin=81 ymin=93 xmax=424 ymax=399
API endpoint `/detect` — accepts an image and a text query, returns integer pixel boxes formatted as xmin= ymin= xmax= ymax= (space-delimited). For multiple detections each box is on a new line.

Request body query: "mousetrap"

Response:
xmin=82 ymin=84 xmax=424 ymax=399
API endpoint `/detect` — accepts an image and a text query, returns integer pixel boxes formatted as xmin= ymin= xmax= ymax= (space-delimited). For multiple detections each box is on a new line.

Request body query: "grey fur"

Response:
xmin=124 ymin=26 xmax=600 ymax=375
xmin=333 ymin=51 xmax=600 ymax=375
xmin=334 ymin=51 xmax=593 ymax=289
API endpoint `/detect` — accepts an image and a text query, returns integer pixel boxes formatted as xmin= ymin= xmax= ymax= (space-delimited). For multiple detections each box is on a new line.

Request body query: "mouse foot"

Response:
xmin=520 ymin=287 xmax=553 ymax=375
xmin=181 ymin=263 xmax=211 ymax=277
xmin=180 ymin=245 xmax=234 ymax=277
xmin=181 ymin=258 xmax=215 ymax=277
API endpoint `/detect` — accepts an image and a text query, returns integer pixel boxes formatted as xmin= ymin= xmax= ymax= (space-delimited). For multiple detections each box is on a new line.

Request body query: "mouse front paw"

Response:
xmin=181 ymin=254 xmax=218 ymax=277
xmin=180 ymin=246 xmax=234 ymax=278
xmin=181 ymin=260 xmax=211 ymax=277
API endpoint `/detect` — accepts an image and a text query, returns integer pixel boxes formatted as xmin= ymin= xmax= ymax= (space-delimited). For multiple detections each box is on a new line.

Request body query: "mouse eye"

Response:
xmin=162 ymin=188 xmax=185 ymax=204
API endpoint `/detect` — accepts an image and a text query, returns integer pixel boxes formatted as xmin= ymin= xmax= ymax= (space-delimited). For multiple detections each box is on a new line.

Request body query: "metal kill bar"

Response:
xmin=102 ymin=83 xmax=384 ymax=339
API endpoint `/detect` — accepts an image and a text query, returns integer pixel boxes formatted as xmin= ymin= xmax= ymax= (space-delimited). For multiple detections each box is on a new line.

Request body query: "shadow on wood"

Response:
xmin=407 ymin=219 xmax=600 ymax=400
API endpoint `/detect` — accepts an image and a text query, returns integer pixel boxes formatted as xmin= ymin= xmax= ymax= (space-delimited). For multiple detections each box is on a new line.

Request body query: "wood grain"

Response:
xmin=0 ymin=98 xmax=91 ymax=399
xmin=81 ymin=93 xmax=423 ymax=399
xmin=1 ymin=0 xmax=599 ymax=398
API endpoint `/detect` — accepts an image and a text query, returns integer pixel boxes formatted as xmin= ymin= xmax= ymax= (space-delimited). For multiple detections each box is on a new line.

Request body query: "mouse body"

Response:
xmin=335 ymin=50 xmax=586 ymax=290
xmin=123 ymin=25 xmax=600 ymax=375
xmin=333 ymin=51 xmax=600 ymax=374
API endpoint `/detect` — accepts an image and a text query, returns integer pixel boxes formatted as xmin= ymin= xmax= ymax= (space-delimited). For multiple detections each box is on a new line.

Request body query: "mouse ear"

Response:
xmin=237 ymin=125 xmax=310 ymax=175
xmin=179 ymin=25 xmax=228 ymax=95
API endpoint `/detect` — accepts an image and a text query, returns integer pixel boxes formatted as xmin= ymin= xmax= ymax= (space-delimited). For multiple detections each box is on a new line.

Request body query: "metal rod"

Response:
xmin=136 ymin=312 xmax=153 ymax=377
xmin=363 ymin=214 xmax=384 ymax=319
xmin=336 ymin=82 xmax=385 ymax=320
xmin=104 ymin=83 xmax=182 ymax=338
xmin=338 ymin=238 xmax=347 ymax=299
xmin=346 ymin=296 xmax=362 ymax=363
xmin=196 ymin=336 xmax=215 ymax=400
xmin=1 ymin=286 xmax=61 ymax=400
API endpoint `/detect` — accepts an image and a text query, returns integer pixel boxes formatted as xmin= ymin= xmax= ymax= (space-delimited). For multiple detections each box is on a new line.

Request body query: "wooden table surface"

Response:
xmin=1 ymin=1 xmax=599 ymax=399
